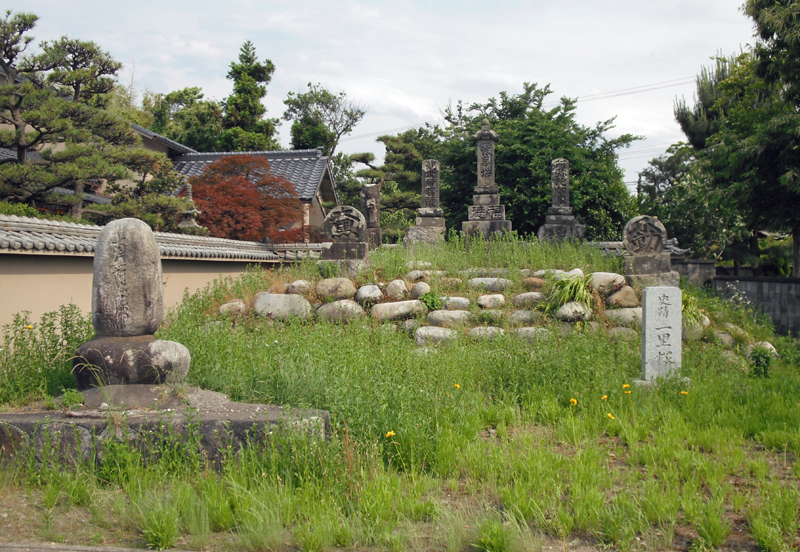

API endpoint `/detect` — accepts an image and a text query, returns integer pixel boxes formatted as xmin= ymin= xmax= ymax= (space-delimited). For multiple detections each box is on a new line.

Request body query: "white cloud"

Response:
xmin=8 ymin=0 xmax=755 ymax=181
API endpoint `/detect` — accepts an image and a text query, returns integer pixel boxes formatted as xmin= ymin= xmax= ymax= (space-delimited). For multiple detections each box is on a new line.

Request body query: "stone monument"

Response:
xmin=462 ymin=119 xmax=512 ymax=239
xmin=360 ymin=183 xmax=382 ymax=248
xmin=320 ymin=206 xmax=369 ymax=276
xmin=641 ymin=286 xmax=682 ymax=381
xmin=622 ymin=215 xmax=680 ymax=288
xmin=74 ymin=218 xmax=191 ymax=388
xmin=403 ymin=159 xmax=446 ymax=245
xmin=537 ymin=159 xmax=586 ymax=242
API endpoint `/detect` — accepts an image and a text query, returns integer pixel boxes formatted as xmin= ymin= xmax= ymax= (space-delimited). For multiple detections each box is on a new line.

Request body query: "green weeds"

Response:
xmin=2 ymin=241 xmax=799 ymax=550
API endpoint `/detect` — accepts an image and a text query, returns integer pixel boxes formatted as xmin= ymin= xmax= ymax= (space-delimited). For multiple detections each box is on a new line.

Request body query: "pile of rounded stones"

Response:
xmin=217 ymin=263 xmax=744 ymax=348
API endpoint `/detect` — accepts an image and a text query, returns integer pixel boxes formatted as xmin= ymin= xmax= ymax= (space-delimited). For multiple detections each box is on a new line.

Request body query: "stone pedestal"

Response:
xmin=74 ymin=335 xmax=190 ymax=389
xmin=461 ymin=120 xmax=512 ymax=239
xmin=321 ymin=241 xmax=369 ymax=261
xmin=537 ymin=159 xmax=585 ymax=242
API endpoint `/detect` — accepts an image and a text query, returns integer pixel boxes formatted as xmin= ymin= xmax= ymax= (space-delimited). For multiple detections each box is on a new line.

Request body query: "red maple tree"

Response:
xmin=190 ymin=155 xmax=303 ymax=242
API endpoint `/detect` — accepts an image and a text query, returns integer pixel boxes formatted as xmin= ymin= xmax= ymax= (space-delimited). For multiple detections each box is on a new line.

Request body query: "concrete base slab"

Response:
xmin=0 ymin=384 xmax=330 ymax=466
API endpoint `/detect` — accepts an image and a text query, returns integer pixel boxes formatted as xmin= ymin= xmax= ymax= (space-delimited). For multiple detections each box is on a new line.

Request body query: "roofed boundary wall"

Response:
xmin=0 ymin=215 xmax=324 ymax=328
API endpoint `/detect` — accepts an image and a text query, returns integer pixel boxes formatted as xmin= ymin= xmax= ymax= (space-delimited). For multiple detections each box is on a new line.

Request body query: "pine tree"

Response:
xmin=0 ymin=10 xmax=186 ymax=224
xmin=218 ymin=41 xmax=279 ymax=151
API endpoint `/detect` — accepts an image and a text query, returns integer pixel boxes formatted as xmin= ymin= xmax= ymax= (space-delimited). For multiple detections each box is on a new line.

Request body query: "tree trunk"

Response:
xmin=794 ymin=226 xmax=799 ymax=278
xmin=750 ymin=229 xmax=762 ymax=276
xmin=69 ymin=182 xmax=85 ymax=220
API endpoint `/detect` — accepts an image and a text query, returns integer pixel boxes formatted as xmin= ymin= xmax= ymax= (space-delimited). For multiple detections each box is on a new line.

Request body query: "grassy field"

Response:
xmin=1 ymin=237 xmax=799 ymax=552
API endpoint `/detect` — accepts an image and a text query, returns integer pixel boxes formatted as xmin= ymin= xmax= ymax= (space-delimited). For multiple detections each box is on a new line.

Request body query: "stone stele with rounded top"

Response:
xmin=93 ymin=218 xmax=164 ymax=337
xmin=323 ymin=206 xmax=367 ymax=243
xmin=623 ymin=216 xmax=667 ymax=256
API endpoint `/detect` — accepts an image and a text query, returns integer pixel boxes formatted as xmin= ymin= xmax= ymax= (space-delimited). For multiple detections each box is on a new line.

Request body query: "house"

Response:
xmin=2 ymin=119 xmax=340 ymax=230
xmin=171 ymin=147 xmax=339 ymax=229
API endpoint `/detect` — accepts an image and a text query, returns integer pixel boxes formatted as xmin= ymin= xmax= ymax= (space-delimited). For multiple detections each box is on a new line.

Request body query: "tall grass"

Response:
xmin=2 ymin=240 xmax=799 ymax=550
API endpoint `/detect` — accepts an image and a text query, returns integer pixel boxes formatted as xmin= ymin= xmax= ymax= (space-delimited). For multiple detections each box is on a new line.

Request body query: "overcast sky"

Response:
xmin=10 ymin=1 xmax=755 ymax=188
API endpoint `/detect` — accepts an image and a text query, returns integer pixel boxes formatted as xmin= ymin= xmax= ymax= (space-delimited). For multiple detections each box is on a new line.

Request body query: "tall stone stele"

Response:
xmin=622 ymin=215 xmax=680 ymax=288
xmin=403 ymin=159 xmax=446 ymax=245
xmin=462 ymin=119 xmax=512 ymax=239
xmin=74 ymin=218 xmax=191 ymax=389
xmin=537 ymin=158 xmax=586 ymax=242
xmin=641 ymin=286 xmax=682 ymax=381
xmin=360 ymin=183 xmax=382 ymax=248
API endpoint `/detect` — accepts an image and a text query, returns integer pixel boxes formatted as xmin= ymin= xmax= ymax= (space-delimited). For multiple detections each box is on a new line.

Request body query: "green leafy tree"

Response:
xmin=218 ymin=41 xmax=279 ymax=151
xmin=438 ymin=83 xmax=638 ymax=239
xmin=149 ymin=86 xmax=223 ymax=152
xmin=637 ymin=144 xmax=748 ymax=259
xmin=638 ymin=54 xmax=752 ymax=262
xmin=283 ymin=83 xmax=365 ymax=156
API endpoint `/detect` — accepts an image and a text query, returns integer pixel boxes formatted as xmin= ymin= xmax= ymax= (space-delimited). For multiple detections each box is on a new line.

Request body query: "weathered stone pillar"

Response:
xmin=462 ymin=119 xmax=512 ymax=239
xmin=404 ymin=159 xmax=446 ymax=245
xmin=537 ymin=158 xmax=586 ymax=242
xmin=360 ymin=183 xmax=382 ymax=248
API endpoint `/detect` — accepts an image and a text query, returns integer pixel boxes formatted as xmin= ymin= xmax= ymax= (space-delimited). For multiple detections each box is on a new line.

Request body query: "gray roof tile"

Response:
xmin=172 ymin=148 xmax=331 ymax=201
xmin=130 ymin=124 xmax=198 ymax=155
xmin=0 ymin=214 xmax=281 ymax=262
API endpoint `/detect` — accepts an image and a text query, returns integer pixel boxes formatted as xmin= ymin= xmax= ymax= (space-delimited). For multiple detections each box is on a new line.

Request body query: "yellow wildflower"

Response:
xmin=385 ymin=431 xmax=395 ymax=438
xmin=681 ymin=391 xmax=689 ymax=395
xmin=622 ymin=383 xmax=631 ymax=389
xmin=570 ymin=398 xmax=578 ymax=406
xmin=454 ymin=384 xmax=460 ymax=389
xmin=26 ymin=325 xmax=33 ymax=330
xmin=601 ymin=395 xmax=608 ymax=400
xmin=625 ymin=390 xmax=632 ymax=394
xmin=607 ymin=413 xmax=615 ymax=420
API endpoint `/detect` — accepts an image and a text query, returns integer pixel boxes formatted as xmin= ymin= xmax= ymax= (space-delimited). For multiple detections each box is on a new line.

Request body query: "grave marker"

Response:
xmin=537 ymin=158 xmax=586 ymax=242
xmin=641 ymin=286 xmax=682 ymax=380
xmin=404 ymin=159 xmax=446 ymax=244
xmin=462 ymin=119 xmax=512 ymax=239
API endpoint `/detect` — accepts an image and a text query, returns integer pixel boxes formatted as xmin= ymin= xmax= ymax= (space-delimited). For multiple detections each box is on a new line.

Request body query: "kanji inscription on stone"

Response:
xmin=623 ymin=215 xmax=668 ymax=255
xmin=472 ymin=118 xmax=500 ymax=191
xmin=551 ymin=158 xmax=570 ymax=208
xmin=323 ymin=206 xmax=366 ymax=242
xmin=421 ymin=159 xmax=440 ymax=209
xmin=641 ymin=286 xmax=682 ymax=380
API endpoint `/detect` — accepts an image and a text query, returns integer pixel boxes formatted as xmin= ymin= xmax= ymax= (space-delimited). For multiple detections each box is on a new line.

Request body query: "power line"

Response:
xmin=341 ymin=76 xmax=697 ymax=143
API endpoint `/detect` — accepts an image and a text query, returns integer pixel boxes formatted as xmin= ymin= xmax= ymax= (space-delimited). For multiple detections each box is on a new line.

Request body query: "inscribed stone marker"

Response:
xmin=93 ymin=218 xmax=164 ymax=337
xmin=641 ymin=286 xmax=682 ymax=380
xmin=421 ymin=159 xmax=440 ymax=209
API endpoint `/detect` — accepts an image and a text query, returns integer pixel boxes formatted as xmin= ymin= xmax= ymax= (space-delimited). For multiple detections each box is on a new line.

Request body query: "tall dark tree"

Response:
xmin=283 ymin=83 xmax=365 ymax=157
xmin=218 ymin=41 xmax=279 ymax=151
xmin=674 ymin=54 xmax=734 ymax=150
xmin=704 ymin=52 xmax=800 ymax=273
xmin=745 ymin=0 xmax=800 ymax=274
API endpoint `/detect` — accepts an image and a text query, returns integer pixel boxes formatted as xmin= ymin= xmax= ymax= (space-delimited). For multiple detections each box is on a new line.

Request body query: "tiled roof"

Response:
xmin=172 ymin=148 xmax=331 ymax=202
xmin=130 ymin=124 xmax=198 ymax=155
xmin=0 ymin=214 xmax=281 ymax=262
xmin=0 ymin=148 xmax=17 ymax=163
xmin=53 ymin=187 xmax=112 ymax=205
